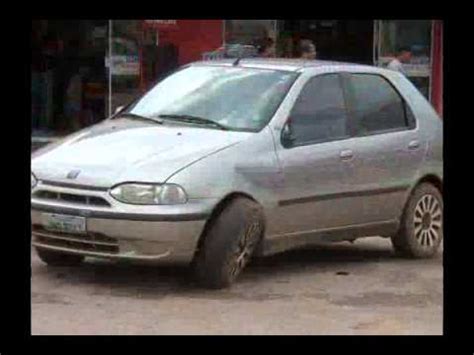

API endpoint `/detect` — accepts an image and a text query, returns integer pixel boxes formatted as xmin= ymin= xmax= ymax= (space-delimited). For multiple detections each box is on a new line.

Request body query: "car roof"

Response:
xmin=190 ymin=58 xmax=384 ymax=74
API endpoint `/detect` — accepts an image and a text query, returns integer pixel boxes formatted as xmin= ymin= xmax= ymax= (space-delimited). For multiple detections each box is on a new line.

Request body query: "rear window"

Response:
xmin=348 ymin=74 xmax=412 ymax=135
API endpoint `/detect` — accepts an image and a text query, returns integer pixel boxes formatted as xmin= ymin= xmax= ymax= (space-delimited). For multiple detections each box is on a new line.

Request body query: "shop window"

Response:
xmin=109 ymin=20 xmax=223 ymax=115
xmin=377 ymin=20 xmax=432 ymax=100
xmin=31 ymin=20 xmax=108 ymax=137
xmin=108 ymin=20 xmax=142 ymax=113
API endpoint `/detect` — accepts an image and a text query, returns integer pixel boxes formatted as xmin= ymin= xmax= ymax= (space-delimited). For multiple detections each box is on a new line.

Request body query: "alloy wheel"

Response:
xmin=229 ymin=221 xmax=262 ymax=278
xmin=413 ymin=194 xmax=442 ymax=248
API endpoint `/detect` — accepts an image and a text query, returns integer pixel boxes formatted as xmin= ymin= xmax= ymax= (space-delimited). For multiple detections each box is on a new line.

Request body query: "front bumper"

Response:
xmin=31 ymin=181 xmax=212 ymax=263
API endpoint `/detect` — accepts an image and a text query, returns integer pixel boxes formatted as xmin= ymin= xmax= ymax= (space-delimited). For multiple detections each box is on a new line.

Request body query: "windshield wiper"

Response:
xmin=157 ymin=114 xmax=230 ymax=131
xmin=116 ymin=113 xmax=164 ymax=125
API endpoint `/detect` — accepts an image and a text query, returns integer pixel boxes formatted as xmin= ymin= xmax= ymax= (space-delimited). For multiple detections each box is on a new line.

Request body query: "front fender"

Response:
xmin=167 ymin=126 xmax=283 ymax=210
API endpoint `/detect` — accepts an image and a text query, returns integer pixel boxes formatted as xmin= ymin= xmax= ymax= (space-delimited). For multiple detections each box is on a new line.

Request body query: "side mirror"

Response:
xmin=115 ymin=106 xmax=124 ymax=115
xmin=281 ymin=120 xmax=296 ymax=148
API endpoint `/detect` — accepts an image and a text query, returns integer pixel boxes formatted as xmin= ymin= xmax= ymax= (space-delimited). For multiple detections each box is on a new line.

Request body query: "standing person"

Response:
xmin=62 ymin=38 xmax=83 ymax=131
xmin=64 ymin=66 xmax=87 ymax=131
xmin=387 ymin=46 xmax=412 ymax=75
xmin=257 ymin=37 xmax=276 ymax=58
xmin=299 ymin=39 xmax=317 ymax=60
xmin=44 ymin=30 xmax=66 ymax=130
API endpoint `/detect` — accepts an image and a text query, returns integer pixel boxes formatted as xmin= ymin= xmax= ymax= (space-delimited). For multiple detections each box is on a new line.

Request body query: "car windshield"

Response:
xmin=123 ymin=65 xmax=298 ymax=132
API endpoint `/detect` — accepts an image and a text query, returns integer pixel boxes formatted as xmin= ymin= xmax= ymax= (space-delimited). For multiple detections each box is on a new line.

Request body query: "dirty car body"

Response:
xmin=31 ymin=59 xmax=443 ymax=288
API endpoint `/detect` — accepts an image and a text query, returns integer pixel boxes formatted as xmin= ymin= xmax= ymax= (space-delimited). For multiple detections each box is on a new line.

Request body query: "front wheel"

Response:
xmin=391 ymin=183 xmax=443 ymax=258
xmin=192 ymin=198 xmax=264 ymax=289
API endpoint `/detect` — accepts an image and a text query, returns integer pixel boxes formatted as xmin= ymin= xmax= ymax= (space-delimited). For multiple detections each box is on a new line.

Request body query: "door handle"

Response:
xmin=408 ymin=140 xmax=420 ymax=150
xmin=340 ymin=149 xmax=354 ymax=161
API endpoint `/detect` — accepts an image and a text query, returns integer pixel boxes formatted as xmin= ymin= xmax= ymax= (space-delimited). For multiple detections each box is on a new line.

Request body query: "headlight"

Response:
xmin=110 ymin=183 xmax=188 ymax=205
xmin=31 ymin=173 xmax=37 ymax=189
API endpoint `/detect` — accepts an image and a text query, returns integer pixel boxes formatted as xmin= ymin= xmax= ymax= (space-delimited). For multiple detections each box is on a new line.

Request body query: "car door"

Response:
xmin=341 ymin=72 xmax=425 ymax=225
xmin=268 ymin=73 xmax=357 ymax=237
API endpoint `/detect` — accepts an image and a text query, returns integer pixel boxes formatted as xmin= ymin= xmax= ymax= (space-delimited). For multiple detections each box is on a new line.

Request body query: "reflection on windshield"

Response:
xmin=126 ymin=66 xmax=298 ymax=132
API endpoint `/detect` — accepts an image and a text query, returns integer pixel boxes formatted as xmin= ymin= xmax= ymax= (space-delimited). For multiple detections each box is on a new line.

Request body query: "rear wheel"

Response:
xmin=391 ymin=183 xmax=443 ymax=258
xmin=193 ymin=197 xmax=264 ymax=289
xmin=35 ymin=247 xmax=85 ymax=266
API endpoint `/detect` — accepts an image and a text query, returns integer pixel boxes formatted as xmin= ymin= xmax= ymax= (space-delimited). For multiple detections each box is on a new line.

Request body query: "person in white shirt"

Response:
xmin=387 ymin=46 xmax=412 ymax=75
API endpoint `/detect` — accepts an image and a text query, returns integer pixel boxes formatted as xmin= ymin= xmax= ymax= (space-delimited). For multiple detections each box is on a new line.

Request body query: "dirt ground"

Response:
xmin=31 ymin=237 xmax=443 ymax=335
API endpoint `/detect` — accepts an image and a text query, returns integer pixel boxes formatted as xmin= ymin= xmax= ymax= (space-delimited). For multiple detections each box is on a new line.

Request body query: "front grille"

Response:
xmin=32 ymin=225 xmax=119 ymax=254
xmin=33 ymin=190 xmax=111 ymax=207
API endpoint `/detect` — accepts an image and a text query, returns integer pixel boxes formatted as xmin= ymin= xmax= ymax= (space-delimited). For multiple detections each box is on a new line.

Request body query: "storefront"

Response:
xmin=271 ymin=20 xmax=443 ymax=115
xmin=108 ymin=20 xmax=224 ymax=113
xmin=31 ymin=19 xmax=224 ymax=148
xmin=31 ymin=19 xmax=443 ymax=148
xmin=218 ymin=19 xmax=443 ymax=117
xmin=32 ymin=20 xmax=108 ymax=140
xmin=375 ymin=19 xmax=443 ymax=118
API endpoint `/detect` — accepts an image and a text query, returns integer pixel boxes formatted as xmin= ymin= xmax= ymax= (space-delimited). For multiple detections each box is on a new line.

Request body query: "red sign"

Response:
xmin=144 ymin=20 xmax=178 ymax=30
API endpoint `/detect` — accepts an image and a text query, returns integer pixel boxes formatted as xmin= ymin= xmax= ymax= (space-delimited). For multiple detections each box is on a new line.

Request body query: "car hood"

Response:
xmin=32 ymin=119 xmax=251 ymax=188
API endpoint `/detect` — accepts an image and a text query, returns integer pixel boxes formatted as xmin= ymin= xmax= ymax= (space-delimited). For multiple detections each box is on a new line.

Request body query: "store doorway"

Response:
xmin=31 ymin=20 xmax=108 ymax=137
xmin=281 ymin=20 xmax=374 ymax=64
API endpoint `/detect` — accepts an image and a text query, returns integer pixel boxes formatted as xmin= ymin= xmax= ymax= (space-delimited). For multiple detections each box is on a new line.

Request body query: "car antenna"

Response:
xmin=233 ymin=55 xmax=242 ymax=66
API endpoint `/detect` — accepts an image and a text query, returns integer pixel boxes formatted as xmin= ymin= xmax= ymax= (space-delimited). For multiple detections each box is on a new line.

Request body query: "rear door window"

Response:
xmin=348 ymin=74 xmax=412 ymax=135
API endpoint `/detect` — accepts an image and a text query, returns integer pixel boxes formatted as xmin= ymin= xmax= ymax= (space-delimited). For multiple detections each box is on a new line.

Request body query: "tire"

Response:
xmin=36 ymin=247 xmax=85 ymax=266
xmin=193 ymin=197 xmax=264 ymax=289
xmin=392 ymin=183 xmax=443 ymax=258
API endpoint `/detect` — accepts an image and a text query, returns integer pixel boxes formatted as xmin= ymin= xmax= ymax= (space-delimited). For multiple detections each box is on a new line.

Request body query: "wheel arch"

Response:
xmin=414 ymin=174 xmax=443 ymax=195
xmin=193 ymin=192 xmax=267 ymax=260
xmin=400 ymin=173 xmax=443 ymax=222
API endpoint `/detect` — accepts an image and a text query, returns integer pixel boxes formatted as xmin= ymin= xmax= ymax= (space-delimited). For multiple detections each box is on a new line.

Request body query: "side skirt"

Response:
xmin=258 ymin=220 xmax=399 ymax=257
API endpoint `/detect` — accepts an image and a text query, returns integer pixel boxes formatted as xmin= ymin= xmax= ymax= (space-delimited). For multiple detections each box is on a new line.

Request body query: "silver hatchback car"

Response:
xmin=31 ymin=59 xmax=443 ymax=289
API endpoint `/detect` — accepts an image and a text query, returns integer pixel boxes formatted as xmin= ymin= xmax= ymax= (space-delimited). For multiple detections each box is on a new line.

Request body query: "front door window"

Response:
xmin=288 ymin=73 xmax=349 ymax=146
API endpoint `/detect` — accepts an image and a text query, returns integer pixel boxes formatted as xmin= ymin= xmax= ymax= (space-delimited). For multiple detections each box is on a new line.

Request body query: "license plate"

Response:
xmin=42 ymin=214 xmax=87 ymax=235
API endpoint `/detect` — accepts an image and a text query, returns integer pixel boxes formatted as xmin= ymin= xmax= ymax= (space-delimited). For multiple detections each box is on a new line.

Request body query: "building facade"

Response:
xmin=31 ymin=19 xmax=443 ymax=147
